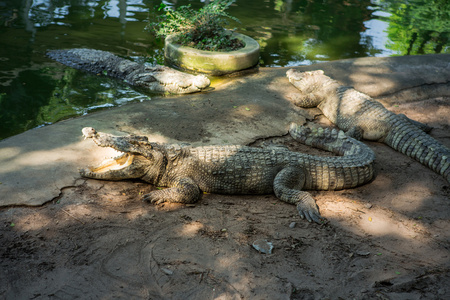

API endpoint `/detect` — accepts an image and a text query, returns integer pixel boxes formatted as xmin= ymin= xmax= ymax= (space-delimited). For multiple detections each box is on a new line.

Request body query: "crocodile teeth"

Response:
xmin=104 ymin=150 xmax=125 ymax=160
xmin=90 ymin=153 xmax=134 ymax=173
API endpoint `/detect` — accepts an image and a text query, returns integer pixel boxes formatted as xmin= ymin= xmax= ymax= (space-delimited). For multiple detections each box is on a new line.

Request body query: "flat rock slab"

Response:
xmin=0 ymin=54 xmax=449 ymax=207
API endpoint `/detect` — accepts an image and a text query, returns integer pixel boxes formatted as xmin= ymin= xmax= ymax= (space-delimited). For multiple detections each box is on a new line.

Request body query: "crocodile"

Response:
xmin=47 ymin=48 xmax=211 ymax=94
xmin=286 ymin=69 xmax=450 ymax=182
xmin=79 ymin=124 xmax=375 ymax=223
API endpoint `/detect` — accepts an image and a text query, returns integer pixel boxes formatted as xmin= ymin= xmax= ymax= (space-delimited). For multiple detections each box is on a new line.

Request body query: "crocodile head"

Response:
xmin=79 ymin=127 xmax=166 ymax=183
xmin=138 ymin=65 xmax=211 ymax=94
xmin=286 ymin=69 xmax=341 ymax=107
xmin=286 ymin=69 xmax=328 ymax=91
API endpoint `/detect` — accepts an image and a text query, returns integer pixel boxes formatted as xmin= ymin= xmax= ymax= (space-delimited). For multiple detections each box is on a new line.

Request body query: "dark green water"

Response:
xmin=0 ymin=0 xmax=448 ymax=140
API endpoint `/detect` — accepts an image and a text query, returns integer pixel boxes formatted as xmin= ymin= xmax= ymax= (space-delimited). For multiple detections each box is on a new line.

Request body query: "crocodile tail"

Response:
xmin=384 ymin=120 xmax=450 ymax=182
xmin=289 ymin=123 xmax=375 ymax=160
xmin=289 ymin=123 xmax=376 ymax=190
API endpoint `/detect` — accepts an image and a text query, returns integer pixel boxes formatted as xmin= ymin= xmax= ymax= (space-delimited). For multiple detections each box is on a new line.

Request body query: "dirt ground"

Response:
xmin=1 ymin=93 xmax=449 ymax=299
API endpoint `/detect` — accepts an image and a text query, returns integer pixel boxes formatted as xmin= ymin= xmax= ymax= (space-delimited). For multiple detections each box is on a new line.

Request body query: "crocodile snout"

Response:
xmin=82 ymin=127 xmax=97 ymax=139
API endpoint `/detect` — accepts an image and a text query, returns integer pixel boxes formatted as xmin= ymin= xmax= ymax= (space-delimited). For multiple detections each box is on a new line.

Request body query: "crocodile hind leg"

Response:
xmin=142 ymin=177 xmax=200 ymax=204
xmin=273 ymin=166 xmax=322 ymax=223
xmin=344 ymin=126 xmax=365 ymax=141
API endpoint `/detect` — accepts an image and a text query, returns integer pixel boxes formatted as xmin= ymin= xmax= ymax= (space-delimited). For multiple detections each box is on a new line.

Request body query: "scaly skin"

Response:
xmin=80 ymin=125 xmax=375 ymax=223
xmin=286 ymin=69 xmax=450 ymax=182
xmin=47 ymin=48 xmax=210 ymax=94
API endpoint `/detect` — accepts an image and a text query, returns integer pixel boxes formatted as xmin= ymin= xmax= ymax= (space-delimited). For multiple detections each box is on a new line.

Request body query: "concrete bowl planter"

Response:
xmin=164 ymin=32 xmax=260 ymax=76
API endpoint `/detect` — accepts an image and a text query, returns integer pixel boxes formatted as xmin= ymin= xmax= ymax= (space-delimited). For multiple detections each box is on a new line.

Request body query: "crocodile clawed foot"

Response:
xmin=142 ymin=192 xmax=167 ymax=205
xmin=296 ymin=202 xmax=323 ymax=224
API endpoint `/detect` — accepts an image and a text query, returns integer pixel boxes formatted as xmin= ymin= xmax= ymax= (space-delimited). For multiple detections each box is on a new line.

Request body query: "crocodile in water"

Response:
xmin=47 ymin=48 xmax=210 ymax=94
xmin=80 ymin=124 xmax=375 ymax=223
xmin=286 ymin=69 xmax=450 ymax=182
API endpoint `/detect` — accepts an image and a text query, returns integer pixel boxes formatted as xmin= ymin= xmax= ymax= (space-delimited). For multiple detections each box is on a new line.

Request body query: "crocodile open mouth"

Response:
xmin=89 ymin=152 xmax=135 ymax=173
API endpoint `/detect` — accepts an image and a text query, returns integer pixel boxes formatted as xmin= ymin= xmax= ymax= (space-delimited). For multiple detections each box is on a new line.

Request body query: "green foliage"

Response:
xmin=146 ymin=0 xmax=244 ymax=52
xmin=379 ymin=0 xmax=449 ymax=55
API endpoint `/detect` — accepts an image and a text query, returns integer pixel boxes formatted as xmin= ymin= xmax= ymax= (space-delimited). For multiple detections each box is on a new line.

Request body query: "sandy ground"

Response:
xmin=1 ymin=55 xmax=450 ymax=299
xmin=1 ymin=97 xmax=449 ymax=299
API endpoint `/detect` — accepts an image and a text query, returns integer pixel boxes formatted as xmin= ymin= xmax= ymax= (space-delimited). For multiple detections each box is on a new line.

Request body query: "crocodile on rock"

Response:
xmin=47 ymin=48 xmax=211 ymax=94
xmin=79 ymin=125 xmax=376 ymax=223
xmin=286 ymin=69 xmax=450 ymax=183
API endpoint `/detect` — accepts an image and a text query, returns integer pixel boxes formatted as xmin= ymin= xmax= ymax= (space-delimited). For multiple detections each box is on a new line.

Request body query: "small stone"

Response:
xmin=365 ymin=203 xmax=373 ymax=209
xmin=289 ymin=222 xmax=297 ymax=228
xmin=161 ymin=268 xmax=173 ymax=275
xmin=252 ymin=239 xmax=274 ymax=254
xmin=356 ymin=250 xmax=371 ymax=256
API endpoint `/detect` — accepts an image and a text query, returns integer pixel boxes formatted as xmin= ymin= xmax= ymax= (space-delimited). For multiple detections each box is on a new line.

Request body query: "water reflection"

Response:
xmin=378 ymin=0 xmax=449 ymax=55
xmin=28 ymin=0 xmax=71 ymax=27
xmin=0 ymin=0 xmax=448 ymax=140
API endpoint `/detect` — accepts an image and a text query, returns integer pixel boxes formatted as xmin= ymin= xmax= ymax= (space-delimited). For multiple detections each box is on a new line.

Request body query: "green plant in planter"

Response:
xmin=146 ymin=0 xmax=244 ymax=52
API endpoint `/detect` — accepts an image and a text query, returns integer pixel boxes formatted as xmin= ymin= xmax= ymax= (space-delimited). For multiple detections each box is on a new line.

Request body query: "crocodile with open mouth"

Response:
xmin=79 ymin=124 xmax=376 ymax=223
xmin=47 ymin=48 xmax=211 ymax=94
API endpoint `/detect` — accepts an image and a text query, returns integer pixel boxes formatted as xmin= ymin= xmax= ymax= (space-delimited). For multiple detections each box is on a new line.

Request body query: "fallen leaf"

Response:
xmin=368 ymin=217 xmax=372 ymax=222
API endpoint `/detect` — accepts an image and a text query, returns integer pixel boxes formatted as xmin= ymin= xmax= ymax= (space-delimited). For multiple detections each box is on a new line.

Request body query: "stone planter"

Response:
xmin=164 ymin=32 xmax=260 ymax=76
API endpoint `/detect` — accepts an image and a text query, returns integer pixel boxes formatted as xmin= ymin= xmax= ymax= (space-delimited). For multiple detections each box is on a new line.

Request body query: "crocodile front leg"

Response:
xmin=142 ymin=177 xmax=201 ymax=204
xmin=273 ymin=166 xmax=322 ymax=224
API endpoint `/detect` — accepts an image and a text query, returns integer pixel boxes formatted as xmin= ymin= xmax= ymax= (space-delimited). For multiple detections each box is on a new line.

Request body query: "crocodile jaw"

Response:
xmin=87 ymin=153 xmax=135 ymax=174
xmin=79 ymin=151 xmax=143 ymax=180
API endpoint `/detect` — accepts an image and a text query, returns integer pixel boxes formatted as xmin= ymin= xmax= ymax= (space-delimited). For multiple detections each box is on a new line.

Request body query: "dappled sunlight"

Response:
xmin=177 ymin=221 xmax=205 ymax=238
xmin=7 ymin=203 xmax=95 ymax=233
xmin=323 ymin=199 xmax=428 ymax=239
xmin=230 ymin=104 xmax=263 ymax=118
xmin=10 ymin=209 xmax=53 ymax=232
xmin=388 ymin=181 xmax=435 ymax=213
xmin=361 ymin=173 xmax=438 ymax=214
xmin=351 ymin=204 xmax=424 ymax=238
xmin=320 ymin=200 xmax=449 ymax=270
xmin=0 ymin=146 xmax=22 ymax=164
